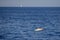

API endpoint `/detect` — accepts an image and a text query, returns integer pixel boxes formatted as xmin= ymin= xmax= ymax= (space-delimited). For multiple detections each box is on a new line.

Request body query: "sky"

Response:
xmin=0 ymin=0 xmax=60 ymax=7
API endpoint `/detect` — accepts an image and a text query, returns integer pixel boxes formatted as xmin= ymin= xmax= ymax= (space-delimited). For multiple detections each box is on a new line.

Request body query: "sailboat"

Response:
xmin=20 ymin=5 xmax=22 ymax=7
xmin=18 ymin=0 xmax=23 ymax=7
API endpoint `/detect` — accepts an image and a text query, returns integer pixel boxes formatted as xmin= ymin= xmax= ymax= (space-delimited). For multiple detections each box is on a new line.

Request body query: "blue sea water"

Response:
xmin=0 ymin=7 xmax=60 ymax=40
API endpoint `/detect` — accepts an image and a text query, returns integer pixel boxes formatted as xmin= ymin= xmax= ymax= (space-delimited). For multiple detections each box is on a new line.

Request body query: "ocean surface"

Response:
xmin=0 ymin=7 xmax=60 ymax=40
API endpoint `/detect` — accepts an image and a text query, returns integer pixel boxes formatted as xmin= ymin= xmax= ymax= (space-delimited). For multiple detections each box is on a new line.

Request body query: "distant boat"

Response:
xmin=20 ymin=5 xmax=22 ymax=7
xmin=35 ymin=28 xmax=44 ymax=31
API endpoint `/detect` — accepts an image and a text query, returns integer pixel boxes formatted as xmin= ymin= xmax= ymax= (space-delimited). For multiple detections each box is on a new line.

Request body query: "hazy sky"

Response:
xmin=0 ymin=0 xmax=60 ymax=7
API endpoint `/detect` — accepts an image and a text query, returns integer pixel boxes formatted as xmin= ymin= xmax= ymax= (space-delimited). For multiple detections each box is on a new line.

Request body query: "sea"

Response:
xmin=0 ymin=7 xmax=60 ymax=40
